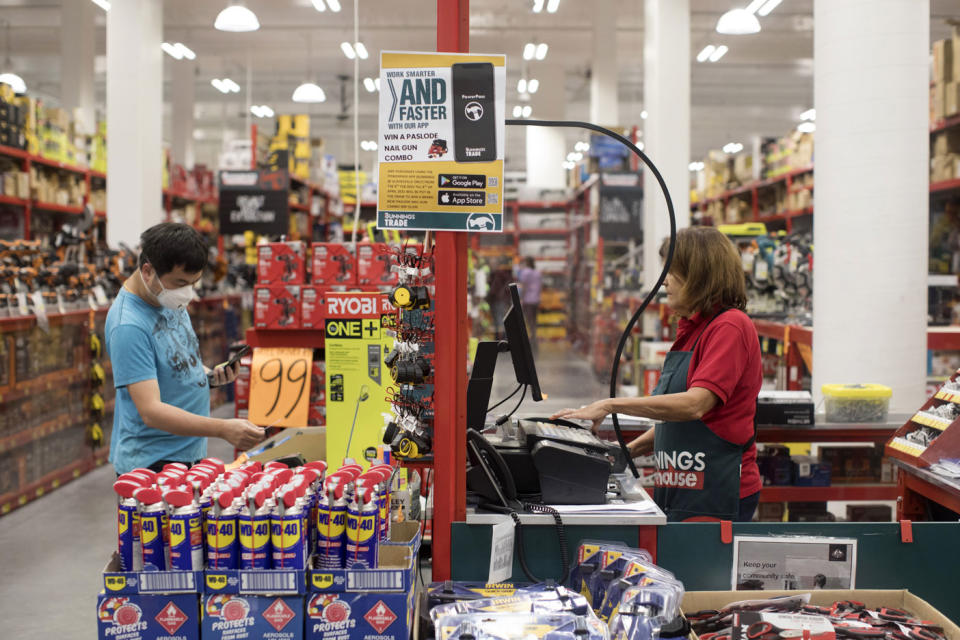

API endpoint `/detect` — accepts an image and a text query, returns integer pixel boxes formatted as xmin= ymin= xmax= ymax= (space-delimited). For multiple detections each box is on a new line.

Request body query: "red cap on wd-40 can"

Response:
xmin=117 ymin=473 xmax=151 ymax=487
xmin=200 ymin=458 xmax=226 ymax=475
xmin=113 ymin=479 xmax=141 ymax=499
xmin=163 ymin=462 xmax=189 ymax=473
xmin=215 ymin=489 xmax=234 ymax=509
xmin=131 ymin=468 xmax=158 ymax=484
xmin=299 ymin=468 xmax=320 ymax=485
xmin=133 ymin=487 xmax=162 ymax=505
xmin=164 ymin=490 xmax=193 ymax=508
xmin=254 ymin=490 xmax=269 ymax=509
xmin=242 ymin=461 xmax=263 ymax=474
xmin=272 ymin=468 xmax=294 ymax=485
xmin=264 ymin=461 xmax=288 ymax=471
xmin=281 ymin=488 xmax=298 ymax=509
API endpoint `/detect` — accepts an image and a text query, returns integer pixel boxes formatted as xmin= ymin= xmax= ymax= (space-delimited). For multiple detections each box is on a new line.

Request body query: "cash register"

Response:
xmin=465 ymin=284 xmax=628 ymax=508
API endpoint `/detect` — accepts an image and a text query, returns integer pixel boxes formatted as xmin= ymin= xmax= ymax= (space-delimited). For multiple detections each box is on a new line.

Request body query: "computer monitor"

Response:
xmin=466 ymin=282 xmax=543 ymax=429
xmin=503 ymin=283 xmax=543 ymax=401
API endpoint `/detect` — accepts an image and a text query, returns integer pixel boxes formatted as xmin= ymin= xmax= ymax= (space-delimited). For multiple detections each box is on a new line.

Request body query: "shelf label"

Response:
xmin=248 ymin=347 xmax=312 ymax=428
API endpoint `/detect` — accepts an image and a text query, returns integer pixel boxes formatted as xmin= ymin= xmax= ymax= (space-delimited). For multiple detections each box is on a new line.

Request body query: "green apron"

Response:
xmin=652 ymin=309 xmax=755 ymax=522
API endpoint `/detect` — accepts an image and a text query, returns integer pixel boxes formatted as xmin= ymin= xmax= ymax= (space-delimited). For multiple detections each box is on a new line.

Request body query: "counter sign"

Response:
xmin=377 ymin=51 xmax=506 ymax=233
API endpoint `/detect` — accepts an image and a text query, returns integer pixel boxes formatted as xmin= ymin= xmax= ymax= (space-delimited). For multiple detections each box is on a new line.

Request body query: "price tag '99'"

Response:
xmin=248 ymin=347 xmax=312 ymax=427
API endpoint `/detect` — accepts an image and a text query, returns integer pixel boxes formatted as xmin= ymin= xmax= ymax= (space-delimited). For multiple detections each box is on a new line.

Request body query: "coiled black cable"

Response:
xmin=508 ymin=502 xmax=570 ymax=585
xmin=506 ymin=119 xmax=677 ymax=478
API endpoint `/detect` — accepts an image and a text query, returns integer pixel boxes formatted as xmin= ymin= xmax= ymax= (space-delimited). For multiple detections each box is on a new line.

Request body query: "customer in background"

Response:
xmin=552 ymin=227 xmax=762 ymax=522
xmin=516 ymin=257 xmax=542 ymax=349
xmin=487 ymin=257 xmax=514 ymax=340
xmin=105 ymin=223 xmax=264 ymax=475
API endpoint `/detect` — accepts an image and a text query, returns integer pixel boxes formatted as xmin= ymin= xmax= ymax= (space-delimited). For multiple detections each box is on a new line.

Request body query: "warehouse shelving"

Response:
xmin=691 ymin=165 xmax=814 ymax=232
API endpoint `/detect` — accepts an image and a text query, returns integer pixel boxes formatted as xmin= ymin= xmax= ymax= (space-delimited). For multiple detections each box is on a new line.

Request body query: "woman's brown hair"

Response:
xmin=659 ymin=226 xmax=747 ymax=315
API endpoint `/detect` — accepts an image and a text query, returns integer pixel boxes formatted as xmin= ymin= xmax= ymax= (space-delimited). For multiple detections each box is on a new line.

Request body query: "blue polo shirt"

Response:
xmin=106 ymin=287 xmax=209 ymax=474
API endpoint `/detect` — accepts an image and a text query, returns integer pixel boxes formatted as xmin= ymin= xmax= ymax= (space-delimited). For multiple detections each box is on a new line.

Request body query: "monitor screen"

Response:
xmin=503 ymin=283 xmax=543 ymax=402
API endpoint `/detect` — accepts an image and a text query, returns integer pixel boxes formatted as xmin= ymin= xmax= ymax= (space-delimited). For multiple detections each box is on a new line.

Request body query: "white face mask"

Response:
xmin=141 ymin=268 xmax=195 ymax=310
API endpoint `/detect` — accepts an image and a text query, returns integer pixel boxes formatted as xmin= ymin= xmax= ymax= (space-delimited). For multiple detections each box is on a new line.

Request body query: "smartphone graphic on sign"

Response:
xmin=452 ymin=62 xmax=497 ymax=163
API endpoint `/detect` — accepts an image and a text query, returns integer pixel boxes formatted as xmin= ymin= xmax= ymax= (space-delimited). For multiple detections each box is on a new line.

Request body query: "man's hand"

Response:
xmin=209 ymin=362 xmax=239 ymax=388
xmin=551 ymin=400 xmax=611 ymax=433
xmin=220 ymin=419 xmax=265 ymax=450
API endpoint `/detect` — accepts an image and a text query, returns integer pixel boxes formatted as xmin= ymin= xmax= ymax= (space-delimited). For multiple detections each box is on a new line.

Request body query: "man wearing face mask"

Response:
xmin=105 ymin=223 xmax=265 ymax=475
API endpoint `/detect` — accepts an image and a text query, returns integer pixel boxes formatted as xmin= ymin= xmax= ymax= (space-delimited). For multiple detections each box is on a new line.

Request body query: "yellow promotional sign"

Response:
xmin=377 ymin=51 xmax=506 ymax=232
xmin=248 ymin=347 xmax=313 ymax=427
xmin=324 ymin=292 xmax=394 ymax=466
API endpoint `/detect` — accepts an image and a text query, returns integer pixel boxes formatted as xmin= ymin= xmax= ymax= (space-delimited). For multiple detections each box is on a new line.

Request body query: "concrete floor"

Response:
xmin=0 ymin=344 xmax=605 ymax=638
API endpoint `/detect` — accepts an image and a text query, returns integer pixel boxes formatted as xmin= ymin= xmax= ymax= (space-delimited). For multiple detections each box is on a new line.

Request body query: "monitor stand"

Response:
xmin=466 ymin=340 xmax=509 ymax=431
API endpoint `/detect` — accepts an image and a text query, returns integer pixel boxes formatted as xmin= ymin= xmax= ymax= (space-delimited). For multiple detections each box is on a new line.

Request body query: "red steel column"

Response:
xmin=433 ymin=0 xmax=470 ymax=581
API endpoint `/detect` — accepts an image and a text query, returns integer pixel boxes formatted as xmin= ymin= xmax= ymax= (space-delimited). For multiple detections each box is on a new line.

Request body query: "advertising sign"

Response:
xmin=219 ymin=170 xmax=290 ymax=236
xmin=598 ymin=172 xmax=643 ymax=241
xmin=376 ymin=51 xmax=506 ymax=232
xmin=732 ymin=535 xmax=857 ymax=590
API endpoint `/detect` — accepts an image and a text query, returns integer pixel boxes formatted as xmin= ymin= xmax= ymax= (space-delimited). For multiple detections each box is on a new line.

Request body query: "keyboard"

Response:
xmin=517 ymin=419 xmax=613 ymax=452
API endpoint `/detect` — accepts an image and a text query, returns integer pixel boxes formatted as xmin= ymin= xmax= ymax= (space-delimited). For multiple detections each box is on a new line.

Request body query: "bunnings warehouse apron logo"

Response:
xmin=386 ymin=73 xmax=448 ymax=123
xmin=654 ymin=450 xmax=706 ymax=489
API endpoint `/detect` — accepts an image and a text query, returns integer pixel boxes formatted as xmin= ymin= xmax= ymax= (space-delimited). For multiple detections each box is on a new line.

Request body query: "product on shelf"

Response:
xmin=254 ymin=284 xmax=302 ymax=329
xmin=821 ymin=384 xmax=892 ymax=423
xmin=311 ymin=243 xmax=357 ymax=285
xmin=258 ymin=240 xmax=306 ymax=285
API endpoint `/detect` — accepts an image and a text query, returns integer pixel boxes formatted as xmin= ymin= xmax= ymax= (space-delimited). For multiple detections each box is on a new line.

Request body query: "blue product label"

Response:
xmin=272 ymin=514 xmax=306 ymax=570
xmin=140 ymin=513 xmax=166 ymax=571
xmin=206 ymin=516 xmax=239 ymax=570
xmin=239 ymin=514 xmax=272 ymax=569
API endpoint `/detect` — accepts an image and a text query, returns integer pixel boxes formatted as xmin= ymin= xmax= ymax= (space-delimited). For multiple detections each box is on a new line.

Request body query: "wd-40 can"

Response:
xmin=361 ymin=469 xmax=391 ymax=541
xmin=130 ymin=467 xmax=159 ymax=485
xmin=271 ymin=487 xmax=306 ymax=569
xmin=112 ymin=479 xmax=143 ymax=571
xmin=133 ymin=487 xmax=167 ymax=571
xmin=163 ymin=462 xmax=189 ymax=473
xmin=316 ymin=483 xmax=347 ymax=569
xmin=345 ymin=486 xmax=379 ymax=569
xmin=239 ymin=491 xmax=272 ymax=569
xmin=206 ymin=490 xmax=239 ymax=569
xmin=165 ymin=490 xmax=203 ymax=571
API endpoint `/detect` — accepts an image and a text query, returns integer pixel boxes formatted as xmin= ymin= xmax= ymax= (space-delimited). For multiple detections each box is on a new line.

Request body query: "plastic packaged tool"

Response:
xmin=426 ymin=581 xmax=533 ymax=609
xmin=436 ymin=612 xmax=610 ymax=640
xmin=430 ymin=584 xmax=591 ymax=624
xmin=596 ymin=560 xmax=684 ymax=623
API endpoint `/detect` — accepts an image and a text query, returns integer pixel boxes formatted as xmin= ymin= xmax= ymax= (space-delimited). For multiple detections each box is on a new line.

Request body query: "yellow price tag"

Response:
xmin=248 ymin=347 xmax=313 ymax=427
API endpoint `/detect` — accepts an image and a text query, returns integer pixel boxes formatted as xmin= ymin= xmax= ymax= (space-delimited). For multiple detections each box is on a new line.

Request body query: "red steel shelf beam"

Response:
xmin=759 ymin=484 xmax=898 ymax=502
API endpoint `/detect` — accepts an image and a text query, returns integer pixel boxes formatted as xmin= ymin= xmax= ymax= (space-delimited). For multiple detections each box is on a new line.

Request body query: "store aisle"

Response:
xmin=0 ymin=405 xmax=235 ymax=639
xmin=488 ymin=341 xmax=608 ymax=419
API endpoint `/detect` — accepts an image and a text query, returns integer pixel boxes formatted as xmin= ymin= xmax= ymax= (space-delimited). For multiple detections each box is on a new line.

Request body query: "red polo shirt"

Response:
xmin=672 ymin=308 xmax=762 ymax=498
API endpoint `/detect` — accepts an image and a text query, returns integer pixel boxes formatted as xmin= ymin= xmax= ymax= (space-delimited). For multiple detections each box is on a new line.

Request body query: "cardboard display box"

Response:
xmin=98 ymin=592 xmax=200 ymax=640
xmin=306 ymin=521 xmax=421 ymax=640
xmin=202 ymin=594 xmax=304 ymax=640
xmin=258 ymin=241 xmax=306 ymax=285
xmin=243 ymin=427 xmax=326 ymax=464
xmin=312 ymin=244 xmax=357 ymax=286
xmin=255 ymin=285 xmax=302 ymax=329
xmin=682 ymin=590 xmax=960 ymax=640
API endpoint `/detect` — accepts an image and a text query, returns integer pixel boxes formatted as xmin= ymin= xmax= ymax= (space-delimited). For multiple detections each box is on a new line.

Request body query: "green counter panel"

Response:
xmin=657 ymin=522 xmax=960 ymax=624
xmin=450 ymin=523 xmax=642 ymax=582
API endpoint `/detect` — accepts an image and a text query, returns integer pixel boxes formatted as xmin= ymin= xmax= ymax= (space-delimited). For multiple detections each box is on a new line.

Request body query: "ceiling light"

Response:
xmin=797 ymin=122 xmax=816 ymax=133
xmin=532 ymin=0 xmax=544 ymax=11
xmin=800 ymin=108 xmax=816 ymax=121
xmin=535 ymin=43 xmax=549 ymax=60
xmin=360 ymin=140 xmax=370 ymax=151
xmin=716 ymin=8 xmax=761 ymax=35
xmin=708 ymin=45 xmax=729 ymax=62
xmin=326 ymin=0 xmax=341 ymax=11
xmin=637 ymin=142 xmax=644 ymax=151
xmin=689 ymin=161 xmax=705 ymax=171
xmin=566 ymin=152 xmax=576 ymax=161
xmin=221 ymin=78 xmax=240 ymax=93
xmin=0 ymin=72 xmax=25 ymax=95
xmin=757 ymin=0 xmax=783 ymax=16
xmin=723 ymin=142 xmax=743 ymax=154
xmin=161 ymin=42 xmax=184 ymax=60
xmin=364 ymin=77 xmax=376 ymax=92
xmin=340 ymin=42 xmax=356 ymax=60
xmin=640 ymin=110 xmax=648 ymax=119
xmin=214 ymin=3 xmax=260 ymax=32
xmin=696 ymin=45 xmax=716 ymax=63
xmin=517 ymin=78 xmax=527 ymax=94
xmin=369 ymin=141 xmax=377 ymax=150
xmin=250 ymin=105 xmax=263 ymax=117
xmin=527 ymin=78 xmax=539 ymax=93
xmin=374 ymin=78 xmax=381 ymax=91
xmin=176 ymin=43 xmax=196 ymax=60
xmin=744 ymin=0 xmax=766 ymax=13
xmin=546 ymin=0 xmax=560 ymax=12
xmin=563 ymin=161 xmax=575 ymax=170
xmin=262 ymin=105 xmax=274 ymax=117
xmin=211 ymin=78 xmax=228 ymax=93
xmin=513 ymin=105 xmax=522 ymax=118
xmin=522 ymin=105 xmax=532 ymax=118
xmin=312 ymin=0 xmax=326 ymax=11
xmin=523 ymin=43 xmax=536 ymax=61
xmin=90 ymin=0 xmax=110 ymax=10
xmin=292 ymin=82 xmax=326 ymax=103
xmin=354 ymin=42 xmax=369 ymax=60
xmin=573 ymin=152 xmax=583 ymax=162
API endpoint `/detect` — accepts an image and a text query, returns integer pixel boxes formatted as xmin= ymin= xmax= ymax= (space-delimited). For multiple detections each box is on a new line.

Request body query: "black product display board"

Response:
xmin=598 ymin=172 xmax=642 ymax=241
xmin=218 ymin=169 xmax=290 ymax=235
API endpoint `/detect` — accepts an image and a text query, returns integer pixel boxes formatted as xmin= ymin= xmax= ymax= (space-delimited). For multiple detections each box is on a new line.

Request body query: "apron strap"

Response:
xmin=690 ymin=307 xmax=733 ymax=351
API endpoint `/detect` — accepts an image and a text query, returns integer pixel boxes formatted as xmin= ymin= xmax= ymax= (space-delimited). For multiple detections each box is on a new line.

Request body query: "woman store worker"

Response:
xmin=553 ymin=227 xmax=762 ymax=522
